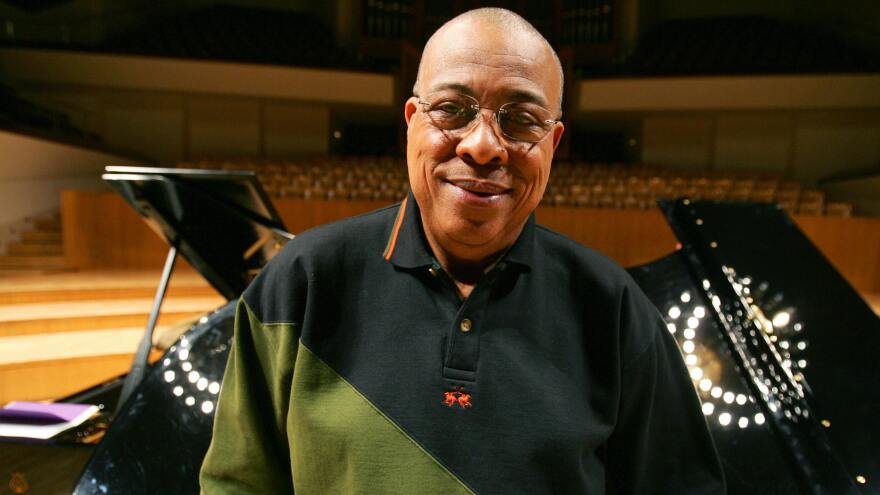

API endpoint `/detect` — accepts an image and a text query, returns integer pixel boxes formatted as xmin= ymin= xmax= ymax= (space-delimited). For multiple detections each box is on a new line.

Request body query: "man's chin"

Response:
xmin=437 ymin=216 xmax=512 ymax=250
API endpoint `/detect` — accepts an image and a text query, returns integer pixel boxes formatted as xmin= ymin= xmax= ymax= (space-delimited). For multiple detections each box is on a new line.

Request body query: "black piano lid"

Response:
xmin=630 ymin=252 xmax=803 ymax=494
xmin=634 ymin=199 xmax=878 ymax=494
xmin=70 ymin=198 xmax=879 ymax=494
xmin=102 ymin=165 xmax=292 ymax=300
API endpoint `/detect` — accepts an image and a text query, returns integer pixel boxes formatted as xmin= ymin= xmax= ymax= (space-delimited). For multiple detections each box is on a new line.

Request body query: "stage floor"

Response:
xmin=0 ymin=269 xmax=225 ymax=404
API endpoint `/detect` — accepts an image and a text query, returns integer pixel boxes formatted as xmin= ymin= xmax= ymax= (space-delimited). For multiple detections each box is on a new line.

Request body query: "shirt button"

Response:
xmin=428 ymin=267 xmax=439 ymax=278
xmin=459 ymin=318 xmax=472 ymax=333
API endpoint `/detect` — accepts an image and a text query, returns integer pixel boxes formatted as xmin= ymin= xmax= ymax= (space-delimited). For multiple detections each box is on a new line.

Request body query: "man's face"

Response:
xmin=405 ymin=21 xmax=564 ymax=260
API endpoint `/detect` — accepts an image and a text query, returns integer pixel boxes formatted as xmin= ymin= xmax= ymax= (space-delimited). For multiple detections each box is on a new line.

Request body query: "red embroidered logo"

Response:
xmin=443 ymin=387 xmax=473 ymax=409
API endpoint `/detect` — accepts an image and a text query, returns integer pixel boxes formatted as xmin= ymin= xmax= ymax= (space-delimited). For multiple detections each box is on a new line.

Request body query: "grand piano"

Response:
xmin=2 ymin=166 xmax=877 ymax=494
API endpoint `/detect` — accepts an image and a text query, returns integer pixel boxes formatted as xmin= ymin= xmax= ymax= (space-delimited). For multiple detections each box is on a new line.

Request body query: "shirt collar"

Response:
xmin=500 ymin=213 xmax=535 ymax=271
xmin=383 ymin=190 xmax=535 ymax=272
xmin=382 ymin=190 xmax=433 ymax=268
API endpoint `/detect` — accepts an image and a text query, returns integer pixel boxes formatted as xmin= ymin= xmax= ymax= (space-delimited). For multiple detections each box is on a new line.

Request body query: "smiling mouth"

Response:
xmin=446 ymin=179 xmax=511 ymax=197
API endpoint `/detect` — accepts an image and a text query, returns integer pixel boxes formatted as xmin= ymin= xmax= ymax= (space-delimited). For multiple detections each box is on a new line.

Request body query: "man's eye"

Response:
xmin=433 ymin=102 xmax=465 ymax=115
xmin=504 ymin=110 xmax=540 ymax=126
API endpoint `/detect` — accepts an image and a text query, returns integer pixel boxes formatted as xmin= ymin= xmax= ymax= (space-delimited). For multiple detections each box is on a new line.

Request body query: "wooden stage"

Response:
xmin=0 ymin=270 xmax=224 ymax=405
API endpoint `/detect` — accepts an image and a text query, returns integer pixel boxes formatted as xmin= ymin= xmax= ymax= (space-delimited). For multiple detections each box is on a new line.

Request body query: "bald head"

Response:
xmin=413 ymin=8 xmax=564 ymax=115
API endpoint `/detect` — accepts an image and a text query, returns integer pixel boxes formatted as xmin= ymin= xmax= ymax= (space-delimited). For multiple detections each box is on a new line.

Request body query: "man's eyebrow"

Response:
xmin=427 ymin=82 xmax=475 ymax=96
xmin=506 ymin=89 xmax=549 ymax=109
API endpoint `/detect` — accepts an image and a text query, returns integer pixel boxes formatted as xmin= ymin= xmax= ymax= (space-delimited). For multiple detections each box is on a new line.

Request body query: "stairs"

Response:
xmin=0 ymin=270 xmax=225 ymax=404
xmin=0 ymin=296 xmax=225 ymax=336
xmin=0 ymin=214 xmax=67 ymax=272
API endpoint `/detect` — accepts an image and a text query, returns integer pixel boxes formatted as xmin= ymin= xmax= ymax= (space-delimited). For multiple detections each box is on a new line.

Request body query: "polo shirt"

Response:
xmin=200 ymin=191 xmax=726 ymax=494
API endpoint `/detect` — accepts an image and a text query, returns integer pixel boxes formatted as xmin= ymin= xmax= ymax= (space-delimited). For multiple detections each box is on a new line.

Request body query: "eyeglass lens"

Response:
xmin=421 ymin=93 xmax=554 ymax=143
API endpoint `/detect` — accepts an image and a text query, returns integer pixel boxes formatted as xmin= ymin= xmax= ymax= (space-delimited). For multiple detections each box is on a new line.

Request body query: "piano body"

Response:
xmin=1 ymin=167 xmax=876 ymax=494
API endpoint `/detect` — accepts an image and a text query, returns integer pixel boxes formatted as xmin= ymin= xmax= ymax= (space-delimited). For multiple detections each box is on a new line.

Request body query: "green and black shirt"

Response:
xmin=200 ymin=192 xmax=725 ymax=494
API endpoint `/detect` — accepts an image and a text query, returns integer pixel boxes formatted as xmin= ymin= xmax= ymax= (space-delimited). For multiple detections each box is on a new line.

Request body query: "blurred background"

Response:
xmin=0 ymin=0 xmax=878 ymax=406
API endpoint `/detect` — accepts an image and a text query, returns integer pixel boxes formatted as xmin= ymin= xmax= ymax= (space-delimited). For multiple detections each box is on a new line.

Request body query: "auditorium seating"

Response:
xmin=183 ymin=156 xmax=410 ymax=202
xmin=181 ymin=158 xmax=855 ymax=217
xmin=543 ymin=162 xmax=856 ymax=217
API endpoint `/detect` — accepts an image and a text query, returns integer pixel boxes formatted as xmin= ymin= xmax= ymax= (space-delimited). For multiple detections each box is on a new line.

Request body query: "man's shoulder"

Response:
xmin=281 ymin=202 xmax=401 ymax=262
xmin=242 ymin=202 xmax=400 ymax=323
xmin=533 ymin=222 xmax=632 ymax=289
xmin=534 ymin=222 xmax=666 ymax=359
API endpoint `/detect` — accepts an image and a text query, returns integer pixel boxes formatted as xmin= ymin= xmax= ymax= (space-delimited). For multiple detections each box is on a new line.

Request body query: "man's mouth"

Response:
xmin=446 ymin=179 xmax=511 ymax=198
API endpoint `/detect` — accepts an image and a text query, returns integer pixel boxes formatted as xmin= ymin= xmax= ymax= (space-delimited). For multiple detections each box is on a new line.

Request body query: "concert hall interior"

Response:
xmin=0 ymin=0 xmax=878 ymax=493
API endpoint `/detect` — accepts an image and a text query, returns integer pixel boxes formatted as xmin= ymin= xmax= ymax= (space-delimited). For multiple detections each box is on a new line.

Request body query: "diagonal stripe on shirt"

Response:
xmin=289 ymin=342 xmax=476 ymax=494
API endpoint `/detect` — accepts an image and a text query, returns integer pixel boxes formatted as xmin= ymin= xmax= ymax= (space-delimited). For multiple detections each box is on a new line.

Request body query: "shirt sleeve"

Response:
xmin=605 ymin=285 xmax=727 ymax=494
xmin=200 ymin=297 xmax=299 ymax=494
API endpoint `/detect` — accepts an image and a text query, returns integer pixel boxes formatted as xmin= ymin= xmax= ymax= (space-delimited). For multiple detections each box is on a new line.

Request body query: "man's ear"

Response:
xmin=551 ymin=121 xmax=565 ymax=150
xmin=404 ymin=97 xmax=419 ymax=127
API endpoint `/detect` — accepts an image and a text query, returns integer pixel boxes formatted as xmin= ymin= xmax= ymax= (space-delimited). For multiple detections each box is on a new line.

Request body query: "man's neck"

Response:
xmin=422 ymin=223 xmax=519 ymax=300
xmin=434 ymin=249 xmax=503 ymax=299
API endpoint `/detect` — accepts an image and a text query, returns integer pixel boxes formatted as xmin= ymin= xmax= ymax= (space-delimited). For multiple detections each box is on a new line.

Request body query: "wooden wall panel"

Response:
xmin=273 ymin=199 xmax=389 ymax=235
xmin=62 ymin=190 xmax=168 ymax=269
xmin=61 ymin=191 xmax=880 ymax=293
xmin=61 ymin=190 xmax=195 ymax=271
xmin=793 ymin=215 xmax=880 ymax=293
xmin=536 ymin=206 xmax=678 ymax=268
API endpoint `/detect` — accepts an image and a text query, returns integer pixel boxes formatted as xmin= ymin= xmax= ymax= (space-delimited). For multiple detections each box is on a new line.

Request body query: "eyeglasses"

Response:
xmin=416 ymin=92 xmax=559 ymax=144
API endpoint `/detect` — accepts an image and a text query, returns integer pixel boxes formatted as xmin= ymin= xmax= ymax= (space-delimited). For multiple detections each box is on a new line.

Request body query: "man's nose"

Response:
xmin=455 ymin=111 xmax=508 ymax=166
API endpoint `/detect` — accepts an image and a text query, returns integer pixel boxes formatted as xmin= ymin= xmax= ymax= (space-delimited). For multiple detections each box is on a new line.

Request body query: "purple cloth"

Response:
xmin=0 ymin=402 xmax=93 ymax=424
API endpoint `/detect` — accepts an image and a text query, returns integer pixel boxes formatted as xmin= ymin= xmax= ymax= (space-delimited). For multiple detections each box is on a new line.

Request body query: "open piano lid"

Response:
xmin=72 ymin=198 xmax=879 ymax=494
xmin=102 ymin=165 xmax=292 ymax=300
xmin=630 ymin=199 xmax=878 ymax=494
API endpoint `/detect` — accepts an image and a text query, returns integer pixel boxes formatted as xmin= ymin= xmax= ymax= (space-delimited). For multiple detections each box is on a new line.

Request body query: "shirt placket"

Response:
xmin=427 ymin=261 xmax=507 ymax=384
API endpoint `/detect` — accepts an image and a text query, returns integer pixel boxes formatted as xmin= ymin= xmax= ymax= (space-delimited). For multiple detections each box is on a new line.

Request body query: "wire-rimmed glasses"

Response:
xmin=416 ymin=92 xmax=559 ymax=144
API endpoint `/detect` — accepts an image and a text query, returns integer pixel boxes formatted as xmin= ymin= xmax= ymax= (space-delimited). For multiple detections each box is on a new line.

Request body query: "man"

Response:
xmin=201 ymin=8 xmax=725 ymax=494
